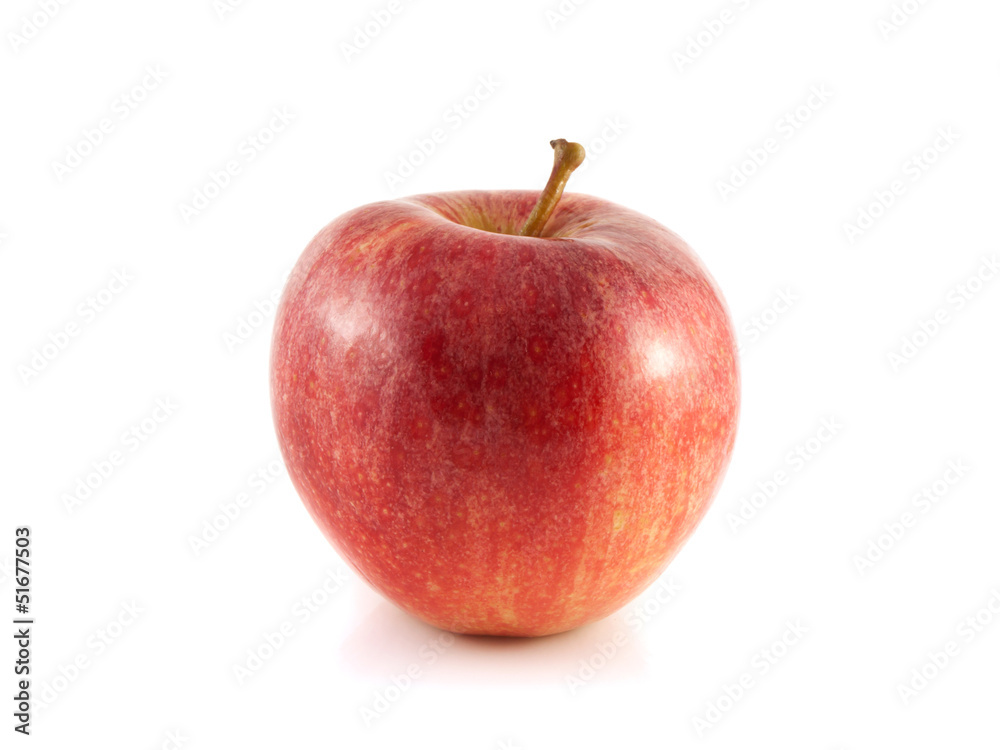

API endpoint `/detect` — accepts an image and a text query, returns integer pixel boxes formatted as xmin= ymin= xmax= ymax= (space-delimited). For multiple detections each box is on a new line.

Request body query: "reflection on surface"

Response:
xmin=339 ymin=594 xmax=652 ymax=687
xmin=644 ymin=339 xmax=678 ymax=380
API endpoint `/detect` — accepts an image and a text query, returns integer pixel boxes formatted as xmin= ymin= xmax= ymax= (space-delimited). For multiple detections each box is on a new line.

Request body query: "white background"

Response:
xmin=2 ymin=0 xmax=999 ymax=747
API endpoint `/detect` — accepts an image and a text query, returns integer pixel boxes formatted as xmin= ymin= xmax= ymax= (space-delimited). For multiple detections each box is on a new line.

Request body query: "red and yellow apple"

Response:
xmin=271 ymin=140 xmax=739 ymax=636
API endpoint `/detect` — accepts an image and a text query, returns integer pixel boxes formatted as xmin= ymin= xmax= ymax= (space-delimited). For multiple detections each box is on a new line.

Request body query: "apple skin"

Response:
xmin=270 ymin=190 xmax=739 ymax=637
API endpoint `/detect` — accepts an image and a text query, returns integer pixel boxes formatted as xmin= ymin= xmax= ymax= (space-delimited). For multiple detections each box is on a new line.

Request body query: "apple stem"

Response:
xmin=519 ymin=139 xmax=586 ymax=237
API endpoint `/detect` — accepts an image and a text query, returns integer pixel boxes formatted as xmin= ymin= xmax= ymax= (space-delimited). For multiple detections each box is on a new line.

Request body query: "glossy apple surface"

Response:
xmin=271 ymin=189 xmax=739 ymax=636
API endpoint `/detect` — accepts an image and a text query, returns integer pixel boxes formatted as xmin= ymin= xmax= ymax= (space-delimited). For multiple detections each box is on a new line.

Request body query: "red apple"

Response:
xmin=271 ymin=140 xmax=739 ymax=636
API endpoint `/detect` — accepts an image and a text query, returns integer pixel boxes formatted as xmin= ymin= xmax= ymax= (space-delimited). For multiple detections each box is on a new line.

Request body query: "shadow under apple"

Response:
xmin=339 ymin=595 xmax=652 ymax=687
